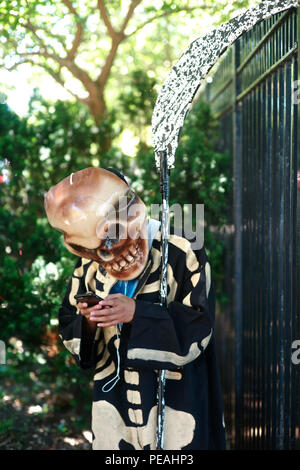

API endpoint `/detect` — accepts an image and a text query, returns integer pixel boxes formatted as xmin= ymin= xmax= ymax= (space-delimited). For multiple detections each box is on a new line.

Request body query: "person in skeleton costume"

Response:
xmin=44 ymin=166 xmax=226 ymax=450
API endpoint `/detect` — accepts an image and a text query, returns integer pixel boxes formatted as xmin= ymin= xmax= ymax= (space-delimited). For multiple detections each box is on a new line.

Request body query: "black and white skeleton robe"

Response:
xmin=58 ymin=227 xmax=226 ymax=450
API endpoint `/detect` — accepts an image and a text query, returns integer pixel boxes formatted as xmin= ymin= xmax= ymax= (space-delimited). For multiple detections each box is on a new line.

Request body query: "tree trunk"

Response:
xmin=86 ymin=85 xmax=115 ymax=154
xmin=87 ymin=87 xmax=107 ymax=123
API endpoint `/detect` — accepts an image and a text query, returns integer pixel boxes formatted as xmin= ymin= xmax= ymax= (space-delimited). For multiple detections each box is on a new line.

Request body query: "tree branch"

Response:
xmin=22 ymin=18 xmax=66 ymax=49
xmin=23 ymin=19 xmax=65 ymax=57
xmin=97 ymin=36 xmax=121 ymax=87
xmin=48 ymin=53 xmax=99 ymax=99
xmin=67 ymin=22 xmax=83 ymax=59
xmin=120 ymin=0 xmax=142 ymax=34
xmin=61 ymin=0 xmax=77 ymax=15
xmin=97 ymin=0 xmax=116 ymax=38
xmin=61 ymin=0 xmax=84 ymax=59
xmin=96 ymin=1 xmax=142 ymax=88
xmin=9 ymin=41 xmax=98 ymax=102
xmin=24 ymin=6 xmax=82 ymax=59
xmin=43 ymin=64 xmax=89 ymax=104
xmin=24 ymin=20 xmax=47 ymax=48
xmin=24 ymin=13 xmax=88 ymax=87
xmin=6 ymin=59 xmax=88 ymax=104
xmin=126 ymin=5 xmax=210 ymax=38
xmin=5 ymin=60 xmax=33 ymax=71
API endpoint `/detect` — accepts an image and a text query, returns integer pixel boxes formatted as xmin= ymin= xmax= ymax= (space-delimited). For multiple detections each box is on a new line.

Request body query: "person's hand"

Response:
xmin=77 ymin=301 xmax=103 ymax=319
xmin=77 ymin=301 xmax=106 ymax=330
xmin=89 ymin=293 xmax=136 ymax=327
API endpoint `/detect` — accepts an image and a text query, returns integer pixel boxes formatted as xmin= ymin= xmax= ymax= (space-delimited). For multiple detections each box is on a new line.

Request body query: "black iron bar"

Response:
xmin=199 ymin=5 xmax=298 ymax=450
xmin=237 ymin=10 xmax=291 ymax=74
xmin=236 ymin=44 xmax=297 ymax=102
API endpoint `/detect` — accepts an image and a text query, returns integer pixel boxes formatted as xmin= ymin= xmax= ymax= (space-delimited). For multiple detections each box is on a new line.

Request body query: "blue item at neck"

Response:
xmin=109 ymin=218 xmax=161 ymax=298
xmin=101 ymin=218 xmax=160 ymax=393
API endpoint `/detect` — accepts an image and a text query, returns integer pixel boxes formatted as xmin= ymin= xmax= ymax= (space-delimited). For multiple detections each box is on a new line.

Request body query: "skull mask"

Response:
xmin=44 ymin=167 xmax=149 ymax=280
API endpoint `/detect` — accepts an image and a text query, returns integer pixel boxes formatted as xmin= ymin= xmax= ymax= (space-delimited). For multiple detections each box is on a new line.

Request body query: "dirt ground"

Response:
xmin=0 ymin=406 xmax=91 ymax=450
xmin=0 ymin=380 xmax=92 ymax=450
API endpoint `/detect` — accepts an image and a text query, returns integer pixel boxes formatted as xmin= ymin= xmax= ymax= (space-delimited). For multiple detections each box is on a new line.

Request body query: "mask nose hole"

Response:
xmin=97 ymin=222 xmax=127 ymax=261
xmin=97 ymin=248 xmax=114 ymax=261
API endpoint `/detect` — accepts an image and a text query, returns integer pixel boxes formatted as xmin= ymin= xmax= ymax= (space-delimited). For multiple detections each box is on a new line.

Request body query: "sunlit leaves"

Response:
xmin=0 ymin=0 xmax=258 ymax=128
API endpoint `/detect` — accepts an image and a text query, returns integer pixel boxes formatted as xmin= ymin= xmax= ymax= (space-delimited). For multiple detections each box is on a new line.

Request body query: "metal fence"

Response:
xmin=201 ymin=7 xmax=300 ymax=449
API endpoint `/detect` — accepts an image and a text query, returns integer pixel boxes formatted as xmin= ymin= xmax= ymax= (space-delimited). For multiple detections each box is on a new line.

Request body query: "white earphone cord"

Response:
xmin=101 ymin=281 xmax=127 ymax=393
xmin=101 ymin=327 xmax=121 ymax=392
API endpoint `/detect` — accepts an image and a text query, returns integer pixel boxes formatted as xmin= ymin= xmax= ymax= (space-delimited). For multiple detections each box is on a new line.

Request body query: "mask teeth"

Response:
xmin=112 ymin=262 xmax=121 ymax=271
xmin=110 ymin=242 xmax=141 ymax=272
xmin=129 ymin=246 xmax=137 ymax=255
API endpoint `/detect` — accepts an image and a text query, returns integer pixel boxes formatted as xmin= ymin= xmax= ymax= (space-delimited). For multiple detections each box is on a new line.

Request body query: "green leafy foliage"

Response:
xmin=0 ymin=0 xmax=258 ymax=139
xmin=0 ymin=90 xmax=231 ymax=444
xmin=119 ymin=69 xmax=157 ymax=137
xmin=0 ymin=93 xmax=231 ymax=345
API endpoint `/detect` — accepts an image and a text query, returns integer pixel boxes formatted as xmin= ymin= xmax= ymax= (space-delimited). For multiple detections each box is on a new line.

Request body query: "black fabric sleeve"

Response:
xmin=58 ymin=259 xmax=98 ymax=370
xmin=124 ymin=248 xmax=214 ymax=371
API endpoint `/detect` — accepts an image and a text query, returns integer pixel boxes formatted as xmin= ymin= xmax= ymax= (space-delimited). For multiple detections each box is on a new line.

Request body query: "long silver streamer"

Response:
xmin=156 ymin=150 xmax=169 ymax=450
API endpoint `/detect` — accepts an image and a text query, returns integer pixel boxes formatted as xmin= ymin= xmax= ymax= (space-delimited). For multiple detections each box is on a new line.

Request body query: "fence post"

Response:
xmin=233 ymin=39 xmax=243 ymax=449
xmin=294 ymin=4 xmax=300 ymax=452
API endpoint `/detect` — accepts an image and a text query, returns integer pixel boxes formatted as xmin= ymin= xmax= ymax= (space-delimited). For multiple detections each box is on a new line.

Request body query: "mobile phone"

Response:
xmin=74 ymin=292 xmax=101 ymax=307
